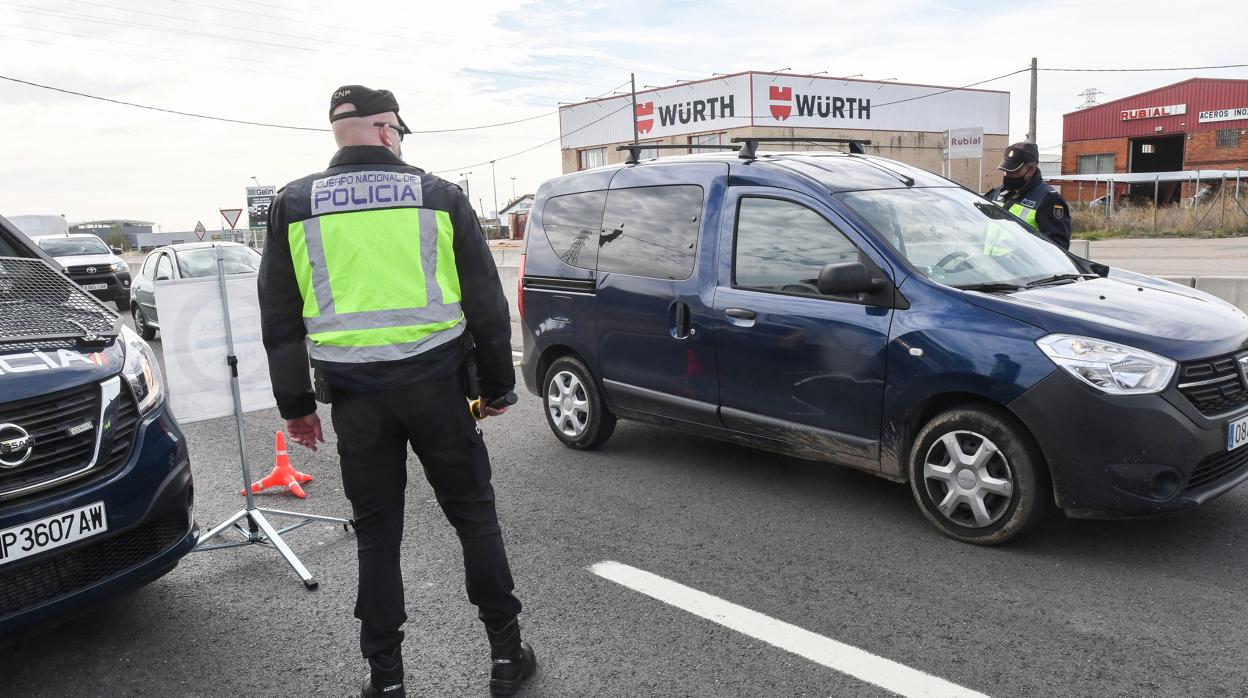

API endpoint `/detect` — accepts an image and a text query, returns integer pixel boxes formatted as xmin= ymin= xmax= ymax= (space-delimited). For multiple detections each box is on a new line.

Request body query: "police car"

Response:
xmin=0 ymin=214 xmax=196 ymax=637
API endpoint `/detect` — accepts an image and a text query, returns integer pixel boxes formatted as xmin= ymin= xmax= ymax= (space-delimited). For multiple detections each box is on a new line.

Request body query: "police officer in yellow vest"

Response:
xmin=985 ymin=141 xmax=1072 ymax=250
xmin=258 ymin=85 xmax=536 ymax=698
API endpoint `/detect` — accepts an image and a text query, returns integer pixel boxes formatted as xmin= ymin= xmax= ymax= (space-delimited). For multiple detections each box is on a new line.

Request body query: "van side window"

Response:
xmin=733 ymin=198 xmax=858 ymax=297
xmin=599 ymin=185 xmax=703 ymax=280
xmin=542 ymin=191 xmax=606 ymax=270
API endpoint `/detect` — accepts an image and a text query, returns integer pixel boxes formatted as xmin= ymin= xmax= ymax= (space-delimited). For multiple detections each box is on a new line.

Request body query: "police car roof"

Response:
xmin=563 ymin=150 xmax=950 ymax=195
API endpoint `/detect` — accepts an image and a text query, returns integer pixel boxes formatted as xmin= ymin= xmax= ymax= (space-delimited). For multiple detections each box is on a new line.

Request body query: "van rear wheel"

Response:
xmin=542 ymin=356 xmax=615 ymax=450
xmin=908 ymin=406 xmax=1050 ymax=545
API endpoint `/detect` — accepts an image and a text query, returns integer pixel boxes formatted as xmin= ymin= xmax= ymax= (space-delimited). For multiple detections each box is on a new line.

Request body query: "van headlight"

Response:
xmin=1036 ymin=334 xmax=1176 ymax=395
xmin=120 ymin=325 xmax=165 ymax=413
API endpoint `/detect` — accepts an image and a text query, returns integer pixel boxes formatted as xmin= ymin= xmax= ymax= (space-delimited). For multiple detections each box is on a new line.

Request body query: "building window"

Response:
xmin=578 ymin=147 xmax=607 ymax=170
xmin=1076 ymin=153 xmax=1115 ymax=174
xmin=638 ymin=140 xmax=662 ymax=160
xmin=1139 ymin=143 xmax=1156 ymax=154
xmin=688 ymin=132 xmax=726 ymax=153
xmin=1217 ymin=129 xmax=1241 ymax=148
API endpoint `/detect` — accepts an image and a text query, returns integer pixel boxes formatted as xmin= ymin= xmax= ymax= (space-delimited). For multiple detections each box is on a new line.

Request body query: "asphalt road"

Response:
xmin=1088 ymin=237 xmax=1248 ymax=277
xmin=4 ymin=322 xmax=1248 ymax=696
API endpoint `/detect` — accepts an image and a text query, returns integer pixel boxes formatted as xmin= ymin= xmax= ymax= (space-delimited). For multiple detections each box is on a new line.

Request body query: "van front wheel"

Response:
xmin=908 ymin=406 xmax=1050 ymax=545
xmin=542 ymin=356 xmax=615 ymax=450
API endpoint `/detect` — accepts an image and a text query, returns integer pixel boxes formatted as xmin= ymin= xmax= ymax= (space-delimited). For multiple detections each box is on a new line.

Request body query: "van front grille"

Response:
xmin=1177 ymin=354 xmax=1248 ymax=417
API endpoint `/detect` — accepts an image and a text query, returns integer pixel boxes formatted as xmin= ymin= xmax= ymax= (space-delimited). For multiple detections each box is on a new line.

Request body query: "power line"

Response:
xmin=1040 ymin=63 xmax=1248 ymax=72
xmin=433 ymin=102 xmax=633 ymax=175
xmin=872 ymin=68 xmax=1031 ymax=108
xmin=0 ymin=74 xmax=564 ymax=134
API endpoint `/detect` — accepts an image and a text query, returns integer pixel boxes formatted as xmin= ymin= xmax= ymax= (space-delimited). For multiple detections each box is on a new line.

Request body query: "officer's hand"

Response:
xmin=286 ymin=413 xmax=325 ymax=451
xmin=480 ymin=398 xmax=508 ymax=418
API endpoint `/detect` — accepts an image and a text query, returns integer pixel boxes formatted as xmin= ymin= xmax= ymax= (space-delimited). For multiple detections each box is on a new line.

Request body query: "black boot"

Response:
xmin=486 ymin=619 xmax=537 ymax=696
xmin=359 ymin=647 xmax=404 ymax=698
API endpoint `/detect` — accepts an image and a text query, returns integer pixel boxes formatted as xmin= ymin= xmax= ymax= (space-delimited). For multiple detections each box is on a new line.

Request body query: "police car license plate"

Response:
xmin=80 ymin=283 xmax=108 ymax=291
xmin=1230 ymin=416 xmax=1248 ymax=452
xmin=0 ymin=501 xmax=107 ymax=567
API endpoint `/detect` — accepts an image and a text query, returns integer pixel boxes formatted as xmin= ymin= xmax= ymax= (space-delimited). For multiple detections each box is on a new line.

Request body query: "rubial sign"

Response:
xmin=1120 ymin=103 xmax=1186 ymax=121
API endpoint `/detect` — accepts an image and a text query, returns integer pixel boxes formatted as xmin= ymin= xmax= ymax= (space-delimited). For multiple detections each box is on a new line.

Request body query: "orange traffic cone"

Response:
xmin=243 ymin=431 xmax=314 ymax=498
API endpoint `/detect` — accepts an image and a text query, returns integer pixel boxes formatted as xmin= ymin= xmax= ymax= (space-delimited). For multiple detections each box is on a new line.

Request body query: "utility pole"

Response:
xmin=1026 ymin=57 xmax=1038 ymax=143
xmin=631 ymin=72 xmax=639 ymax=148
xmin=511 ymin=176 xmax=516 ymax=201
xmin=490 ymin=160 xmax=500 ymax=237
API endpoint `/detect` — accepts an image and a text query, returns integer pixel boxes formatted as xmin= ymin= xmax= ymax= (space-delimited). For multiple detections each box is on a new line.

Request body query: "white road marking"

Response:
xmin=589 ymin=561 xmax=991 ymax=698
xmin=512 ymin=360 xmax=522 ymax=367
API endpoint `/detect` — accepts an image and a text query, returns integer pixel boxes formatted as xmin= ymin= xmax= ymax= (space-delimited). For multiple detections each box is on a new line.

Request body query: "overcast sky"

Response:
xmin=1 ymin=0 xmax=1244 ymax=232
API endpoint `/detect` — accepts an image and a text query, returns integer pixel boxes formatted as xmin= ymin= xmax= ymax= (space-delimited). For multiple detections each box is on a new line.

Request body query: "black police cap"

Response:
xmin=328 ymin=85 xmax=411 ymax=134
xmin=997 ymin=142 xmax=1039 ymax=172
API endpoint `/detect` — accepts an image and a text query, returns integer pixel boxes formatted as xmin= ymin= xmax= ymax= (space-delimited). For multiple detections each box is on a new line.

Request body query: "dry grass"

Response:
xmin=1070 ymin=194 xmax=1248 ymax=240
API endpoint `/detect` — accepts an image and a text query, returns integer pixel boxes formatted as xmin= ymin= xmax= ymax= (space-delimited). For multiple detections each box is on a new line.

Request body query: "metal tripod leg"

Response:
xmin=193 ymin=509 xmax=254 ymax=551
xmin=259 ymin=507 xmax=353 ymax=528
xmin=250 ymin=510 xmax=319 ymax=590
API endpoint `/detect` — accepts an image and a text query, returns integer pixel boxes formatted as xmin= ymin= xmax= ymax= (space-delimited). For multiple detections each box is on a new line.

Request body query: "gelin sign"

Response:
xmin=1121 ymin=104 xmax=1186 ymax=121
xmin=945 ymin=127 xmax=984 ymax=159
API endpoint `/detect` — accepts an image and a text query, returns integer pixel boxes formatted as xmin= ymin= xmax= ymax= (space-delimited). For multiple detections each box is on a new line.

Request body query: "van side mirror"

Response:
xmin=817 ymin=262 xmax=884 ymax=296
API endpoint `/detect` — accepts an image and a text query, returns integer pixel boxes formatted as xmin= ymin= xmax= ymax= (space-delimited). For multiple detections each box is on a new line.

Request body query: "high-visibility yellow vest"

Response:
xmin=287 ymin=180 xmax=464 ymax=364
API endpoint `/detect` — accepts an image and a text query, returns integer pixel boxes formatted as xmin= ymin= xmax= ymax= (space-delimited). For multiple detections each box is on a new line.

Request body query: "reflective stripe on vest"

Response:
xmin=288 ymin=205 xmax=464 ymax=363
xmin=1008 ymin=202 xmax=1040 ymax=231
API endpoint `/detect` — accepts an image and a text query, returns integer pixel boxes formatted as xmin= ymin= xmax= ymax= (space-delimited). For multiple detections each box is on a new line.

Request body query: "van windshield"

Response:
xmin=38 ymin=236 xmax=110 ymax=257
xmin=836 ymin=187 xmax=1080 ymax=290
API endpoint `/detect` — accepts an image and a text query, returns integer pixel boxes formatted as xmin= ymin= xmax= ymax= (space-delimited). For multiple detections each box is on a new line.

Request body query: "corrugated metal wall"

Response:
xmin=1063 ymin=78 xmax=1248 ymax=141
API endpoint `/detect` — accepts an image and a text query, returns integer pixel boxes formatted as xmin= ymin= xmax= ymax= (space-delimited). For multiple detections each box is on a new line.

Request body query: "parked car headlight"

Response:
xmin=108 ymin=262 xmax=127 ymax=273
xmin=120 ymin=325 xmax=165 ymax=413
xmin=1036 ymin=334 xmax=1176 ymax=395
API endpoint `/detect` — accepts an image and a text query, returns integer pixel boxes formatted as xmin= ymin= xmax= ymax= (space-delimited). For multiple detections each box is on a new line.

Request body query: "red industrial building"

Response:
xmin=1061 ymin=78 xmax=1248 ymax=204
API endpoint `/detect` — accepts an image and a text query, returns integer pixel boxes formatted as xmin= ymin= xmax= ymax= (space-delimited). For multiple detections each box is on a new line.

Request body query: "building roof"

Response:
xmin=71 ymin=219 xmax=155 ymax=227
xmin=1062 ymin=78 xmax=1248 ymax=142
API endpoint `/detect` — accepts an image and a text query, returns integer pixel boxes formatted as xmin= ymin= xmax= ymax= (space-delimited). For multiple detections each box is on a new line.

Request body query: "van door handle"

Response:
xmin=672 ymin=302 xmax=692 ymax=339
xmin=725 ymin=308 xmax=756 ymax=320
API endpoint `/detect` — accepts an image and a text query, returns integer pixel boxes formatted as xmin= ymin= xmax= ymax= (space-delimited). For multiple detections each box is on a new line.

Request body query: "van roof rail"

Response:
xmin=730 ymin=137 xmax=872 ymax=159
xmin=616 ymin=143 xmax=740 ymax=165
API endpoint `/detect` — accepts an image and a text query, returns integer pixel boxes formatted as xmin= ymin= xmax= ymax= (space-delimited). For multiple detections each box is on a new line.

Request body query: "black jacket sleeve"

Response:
xmin=257 ymin=189 xmax=317 ymax=419
xmin=1036 ymin=190 xmax=1072 ymax=250
xmin=449 ymin=189 xmax=515 ymax=398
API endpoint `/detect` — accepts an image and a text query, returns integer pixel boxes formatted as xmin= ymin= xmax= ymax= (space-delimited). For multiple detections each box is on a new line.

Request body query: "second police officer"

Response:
xmin=986 ymin=141 xmax=1072 ymax=250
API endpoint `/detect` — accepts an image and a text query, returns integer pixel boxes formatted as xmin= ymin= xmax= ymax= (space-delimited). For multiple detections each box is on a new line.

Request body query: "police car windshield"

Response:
xmin=176 ymin=246 xmax=261 ymax=278
xmin=38 ymin=236 xmax=110 ymax=257
xmin=836 ymin=187 xmax=1079 ymax=290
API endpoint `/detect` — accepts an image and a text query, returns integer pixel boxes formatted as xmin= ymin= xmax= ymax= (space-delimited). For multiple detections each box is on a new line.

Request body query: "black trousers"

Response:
xmin=330 ymin=373 xmax=523 ymax=659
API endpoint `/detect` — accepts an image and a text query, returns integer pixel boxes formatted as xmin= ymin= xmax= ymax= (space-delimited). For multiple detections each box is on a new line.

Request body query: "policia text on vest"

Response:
xmin=257 ymin=135 xmax=534 ymax=694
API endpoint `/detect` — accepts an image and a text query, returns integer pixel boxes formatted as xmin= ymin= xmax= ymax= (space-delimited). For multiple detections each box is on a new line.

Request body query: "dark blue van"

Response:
xmin=0 ymin=215 xmax=196 ymax=635
xmin=519 ymin=145 xmax=1248 ymax=544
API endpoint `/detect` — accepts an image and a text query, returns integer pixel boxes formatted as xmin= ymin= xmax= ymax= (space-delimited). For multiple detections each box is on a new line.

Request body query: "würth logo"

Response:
xmin=768 ymin=89 xmax=872 ymax=121
xmin=770 ymin=86 xmax=792 ymax=121
xmin=636 ymin=102 xmax=654 ymax=135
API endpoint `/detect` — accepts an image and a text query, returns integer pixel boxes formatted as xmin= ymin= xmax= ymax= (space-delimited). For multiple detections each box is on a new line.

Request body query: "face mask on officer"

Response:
xmin=1002 ymin=163 xmax=1035 ymax=192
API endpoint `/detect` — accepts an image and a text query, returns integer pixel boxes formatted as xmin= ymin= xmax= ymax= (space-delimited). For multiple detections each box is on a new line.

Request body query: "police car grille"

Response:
xmin=0 ymin=384 xmax=100 ymax=501
xmin=0 ymin=511 xmax=186 ymax=621
xmin=1177 ymin=354 xmax=1248 ymax=417
xmin=103 ymin=385 xmax=141 ymax=471
xmin=1187 ymin=447 xmax=1248 ymax=492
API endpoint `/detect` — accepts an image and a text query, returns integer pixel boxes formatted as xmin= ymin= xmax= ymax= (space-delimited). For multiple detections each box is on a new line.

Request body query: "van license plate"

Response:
xmin=0 ymin=502 xmax=108 ymax=567
xmin=80 ymin=283 xmax=108 ymax=291
xmin=1230 ymin=416 xmax=1248 ymax=452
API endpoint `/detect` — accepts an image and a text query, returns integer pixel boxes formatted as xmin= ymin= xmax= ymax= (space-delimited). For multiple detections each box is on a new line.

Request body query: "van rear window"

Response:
xmin=542 ymin=191 xmax=607 ymax=270
xmin=599 ymin=185 xmax=703 ymax=280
